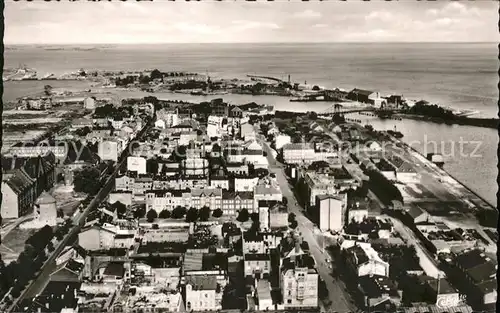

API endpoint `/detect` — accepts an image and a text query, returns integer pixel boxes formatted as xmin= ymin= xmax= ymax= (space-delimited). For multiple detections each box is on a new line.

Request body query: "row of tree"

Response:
xmin=366 ymin=169 xmax=404 ymax=205
xmin=140 ymin=206 xmax=225 ymax=223
xmin=0 ymin=223 xmax=65 ymax=302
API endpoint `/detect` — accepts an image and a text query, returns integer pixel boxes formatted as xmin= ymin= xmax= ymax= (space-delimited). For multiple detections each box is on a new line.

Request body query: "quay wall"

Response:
xmin=393 ymin=136 xmax=496 ymax=209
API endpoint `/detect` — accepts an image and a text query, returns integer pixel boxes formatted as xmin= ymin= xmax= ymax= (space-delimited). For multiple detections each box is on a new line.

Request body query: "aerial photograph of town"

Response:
xmin=0 ymin=1 xmax=498 ymax=313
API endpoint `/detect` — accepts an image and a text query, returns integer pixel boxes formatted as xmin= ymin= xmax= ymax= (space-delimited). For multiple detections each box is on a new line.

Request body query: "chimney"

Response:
xmin=295 ymin=242 xmax=300 ymax=253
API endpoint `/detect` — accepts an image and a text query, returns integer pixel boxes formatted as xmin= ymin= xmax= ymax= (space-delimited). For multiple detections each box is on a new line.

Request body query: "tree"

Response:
xmin=147 ymin=158 xmax=159 ymax=175
xmin=75 ymin=126 xmax=91 ymax=137
xmin=312 ymin=85 xmax=320 ymax=91
xmin=134 ymin=206 xmax=146 ymax=219
xmin=150 ymin=69 xmax=162 ymax=80
xmin=288 ymin=213 xmax=298 ymax=229
xmin=112 ymin=201 xmax=127 ymax=216
xmin=236 ymin=209 xmax=250 ymax=223
xmin=73 ymin=166 xmax=101 ymax=195
xmin=308 ymin=111 xmax=318 ymax=120
xmin=146 ymin=209 xmax=158 ymax=222
xmin=199 ymin=206 xmax=211 ymax=221
xmin=185 ymin=207 xmax=199 ymax=223
xmin=57 ymin=209 xmax=64 ymax=218
xmin=212 ymin=208 xmax=223 ymax=218
xmin=44 ymin=85 xmax=53 ymax=96
xmin=159 ymin=210 xmax=171 ymax=219
xmin=171 ymin=206 xmax=187 ymax=219
xmin=47 ymin=242 xmax=55 ymax=252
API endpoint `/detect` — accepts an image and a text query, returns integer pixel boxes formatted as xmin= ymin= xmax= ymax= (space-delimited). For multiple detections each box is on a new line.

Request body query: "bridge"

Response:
xmin=320 ymin=103 xmax=401 ymax=116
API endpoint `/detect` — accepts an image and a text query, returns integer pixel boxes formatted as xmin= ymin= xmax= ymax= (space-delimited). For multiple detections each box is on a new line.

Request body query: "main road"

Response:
xmin=257 ymin=133 xmax=357 ymax=313
xmin=7 ymin=123 xmax=150 ymax=312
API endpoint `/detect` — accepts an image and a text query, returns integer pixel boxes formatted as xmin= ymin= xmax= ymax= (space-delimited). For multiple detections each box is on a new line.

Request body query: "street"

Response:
xmin=258 ymin=135 xmax=357 ymax=313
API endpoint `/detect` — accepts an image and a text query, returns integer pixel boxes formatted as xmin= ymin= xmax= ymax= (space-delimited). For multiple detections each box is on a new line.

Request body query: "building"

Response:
xmin=346 ymin=88 xmax=376 ymax=104
xmin=315 ymin=194 xmax=347 ymax=232
xmin=280 ymin=254 xmax=318 ymax=309
xmin=1 ymin=152 xmax=56 ymax=219
xmin=254 ymin=177 xmax=282 ymax=212
xmin=244 ymin=253 xmax=271 ymax=279
xmin=127 ymin=156 xmax=147 ymax=175
xmin=275 ymin=134 xmax=291 ymax=150
xmin=343 ymin=242 xmax=390 ymax=277
xmin=234 ymin=175 xmax=259 ymax=192
xmin=302 ymin=171 xmax=337 ymax=208
xmin=443 ymin=249 xmax=497 ymax=309
xmin=146 ymin=188 xmax=223 ymax=213
xmin=78 ymin=225 xmax=136 ymax=251
xmin=210 ymin=98 xmax=229 ymax=117
xmin=357 ymin=275 xmax=401 ymax=311
xmin=221 ymin=191 xmax=254 ymax=217
xmin=255 ymin=279 xmax=273 ymax=311
xmin=157 ymin=108 xmax=180 ymax=128
xmin=182 ymin=158 xmax=209 ymax=176
xmin=282 ymin=143 xmax=316 ymax=164
xmin=184 ymin=274 xmax=223 ymax=311
xmin=258 ymin=200 xmax=288 ymax=231
xmin=98 ymin=139 xmax=123 ymax=162
xmin=83 ymin=96 xmax=96 ymax=110
xmin=240 ymin=123 xmax=255 ymax=141
xmin=207 ymin=115 xmax=224 ymax=138
xmin=33 ymin=191 xmax=58 ymax=227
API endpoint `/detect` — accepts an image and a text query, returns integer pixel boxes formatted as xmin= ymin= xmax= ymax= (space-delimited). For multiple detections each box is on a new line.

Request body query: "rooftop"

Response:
xmin=358 ymin=275 xmax=400 ymax=298
xmin=185 ymin=275 xmax=219 ymax=291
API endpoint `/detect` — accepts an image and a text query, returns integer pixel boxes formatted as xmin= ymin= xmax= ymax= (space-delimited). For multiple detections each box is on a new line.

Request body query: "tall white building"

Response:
xmin=316 ymin=194 xmax=347 ymax=232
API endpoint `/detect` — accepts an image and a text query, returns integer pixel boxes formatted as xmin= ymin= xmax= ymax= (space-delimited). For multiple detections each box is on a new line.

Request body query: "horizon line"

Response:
xmin=4 ymin=41 xmax=497 ymax=46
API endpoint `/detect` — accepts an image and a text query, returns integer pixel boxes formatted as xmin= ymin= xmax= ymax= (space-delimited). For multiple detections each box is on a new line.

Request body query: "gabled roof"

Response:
xmin=51 ymin=259 xmax=84 ymax=282
xmin=103 ymin=262 xmax=125 ymax=277
xmin=407 ymin=205 xmax=427 ymax=220
xmin=5 ymin=168 xmax=35 ymax=194
xmin=349 ymin=88 xmax=374 ymax=96
xmin=185 ymin=274 xmax=219 ymax=291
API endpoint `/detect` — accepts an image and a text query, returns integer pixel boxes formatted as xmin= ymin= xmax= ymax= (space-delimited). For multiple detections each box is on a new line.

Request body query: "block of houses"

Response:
xmin=357 ymin=275 xmax=401 ymax=311
xmin=342 ymin=241 xmax=390 ymax=277
xmin=280 ymin=254 xmax=318 ymax=309
xmin=1 ymin=152 xmax=56 ymax=219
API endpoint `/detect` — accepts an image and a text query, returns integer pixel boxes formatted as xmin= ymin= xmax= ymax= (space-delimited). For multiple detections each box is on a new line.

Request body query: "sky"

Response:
xmin=4 ymin=1 xmax=499 ymax=44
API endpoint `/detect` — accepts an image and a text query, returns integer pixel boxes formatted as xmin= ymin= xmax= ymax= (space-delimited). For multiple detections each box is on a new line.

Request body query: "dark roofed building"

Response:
xmin=1 ymin=152 xmax=56 ymax=219
xmin=16 ymin=281 xmax=81 ymax=313
xmin=357 ymin=275 xmax=401 ymax=310
xmin=346 ymin=88 xmax=375 ymax=103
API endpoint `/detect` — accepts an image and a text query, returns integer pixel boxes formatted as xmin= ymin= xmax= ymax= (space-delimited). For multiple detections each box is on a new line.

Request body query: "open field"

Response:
xmin=0 ymin=227 xmax=37 ymax=263
xmin=3 ymin=118 xmax=63 ymax=125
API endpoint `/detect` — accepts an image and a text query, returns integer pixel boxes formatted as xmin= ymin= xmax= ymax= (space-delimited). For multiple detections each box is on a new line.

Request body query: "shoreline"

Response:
xmin=390 ymin=136 xmax=496 ymax=210
xmin=393 ymin=113 xmax=499 ymax=130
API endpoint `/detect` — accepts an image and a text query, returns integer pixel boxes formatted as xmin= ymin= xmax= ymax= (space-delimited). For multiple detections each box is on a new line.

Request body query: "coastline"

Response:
xmin=390 ymin=136 xmax=496 ymax=209
xmin=394 ymin=113 xmax=499 ymax=130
